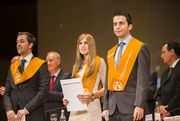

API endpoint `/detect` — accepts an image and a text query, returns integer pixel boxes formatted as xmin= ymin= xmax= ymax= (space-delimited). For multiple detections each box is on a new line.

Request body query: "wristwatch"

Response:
xmin=91 ymin=92 xmax=95 ymax=101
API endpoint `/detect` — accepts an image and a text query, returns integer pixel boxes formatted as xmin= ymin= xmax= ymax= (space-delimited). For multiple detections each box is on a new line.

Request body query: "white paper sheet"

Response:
xmin=21 ymin=115 xmax=25 ymax=121
xmin=145 ymin=114 xmax=153 ymax=121
xmin=11 ymin=115 xmax=25 ymax=121
xmin=60 ymin=78 xmax=88 ymax=111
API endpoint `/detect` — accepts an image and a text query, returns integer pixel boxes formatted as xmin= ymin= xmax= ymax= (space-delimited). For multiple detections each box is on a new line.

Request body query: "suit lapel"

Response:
xmin=167 ymin=68 xmax=175 ymax=79
xmin=162 ymin=60 xmax=180 ymax=85
xmin=162 ymin=68 xmax=174 ymax=85
xmin=161 ymin=69 xmax=169 ymax=86
xmin=51 ymin=70 xmax=63 ymax=90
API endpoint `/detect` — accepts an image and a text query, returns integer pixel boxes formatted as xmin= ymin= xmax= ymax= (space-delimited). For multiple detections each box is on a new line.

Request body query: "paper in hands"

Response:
xmin=21 ymin=115 xmax=26 ymax=121
xmin=9 ymin=115 xmax=25 ymax=121
xmin=60 ymin=78 xmax=88 ymax=111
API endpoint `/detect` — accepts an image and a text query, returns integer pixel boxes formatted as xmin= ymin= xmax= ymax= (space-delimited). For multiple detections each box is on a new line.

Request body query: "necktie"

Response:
xmin=19 ymin=59 xmax=26 ymax=74
xmin=50 ymin=75 xmax=55 ymax=91
xmin=115 ymin=42 xmax=125 ymax=69
xmin=168 ymin=67 xmax=173 ymax=76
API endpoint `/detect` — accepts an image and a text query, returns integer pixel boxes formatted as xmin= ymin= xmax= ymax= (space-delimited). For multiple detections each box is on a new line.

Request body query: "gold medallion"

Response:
xmin=113 ymin=81 xmax=122 ymax=91
xmin=15 ymin=73 xmax=21 ymax=82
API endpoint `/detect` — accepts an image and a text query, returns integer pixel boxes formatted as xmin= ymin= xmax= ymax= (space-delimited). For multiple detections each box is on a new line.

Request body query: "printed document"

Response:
xmin=60 ymin=78 xmax=88 ymax=111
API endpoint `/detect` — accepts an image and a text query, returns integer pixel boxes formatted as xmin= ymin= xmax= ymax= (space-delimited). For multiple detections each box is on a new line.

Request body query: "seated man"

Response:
xmin=44 ymin=51 xmax=71 ymax=121
xmin=157 ymin=41 xmax=180 ymax=120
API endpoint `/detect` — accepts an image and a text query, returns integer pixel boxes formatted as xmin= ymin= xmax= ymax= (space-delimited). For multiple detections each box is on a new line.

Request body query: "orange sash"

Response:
xmin=107 ymin=37 xmax=143 ymax=91
xmin=11 ymin=57 xmax=45 ymax=85
xmin=74 ymin=56 xmax=101 ymax=94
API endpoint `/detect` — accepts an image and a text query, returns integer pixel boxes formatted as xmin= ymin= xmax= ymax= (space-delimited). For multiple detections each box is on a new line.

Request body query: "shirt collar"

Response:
xmin=20 ymin=53 xmax=33 ymax=62
xmin=51 ymin=69 xmax=61 ymax=77
xmin=118 ymin=34 xmax=132 ymax=45
xmin=171 ymin=58 xmax=180 ymax=68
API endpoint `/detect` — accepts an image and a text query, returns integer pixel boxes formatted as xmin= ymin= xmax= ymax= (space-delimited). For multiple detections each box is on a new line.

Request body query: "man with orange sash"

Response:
xmin=3 ymin=32 xmax=50 ymax=121
xmin=102 ymin=11 xmax=150 ymax=121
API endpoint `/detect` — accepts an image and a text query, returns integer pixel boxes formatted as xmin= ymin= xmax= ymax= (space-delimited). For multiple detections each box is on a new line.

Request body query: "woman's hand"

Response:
xmin=77 ymin=93 xmax=92 ymax=104
xmin=62 ymin=98 xmax=69 ymax=106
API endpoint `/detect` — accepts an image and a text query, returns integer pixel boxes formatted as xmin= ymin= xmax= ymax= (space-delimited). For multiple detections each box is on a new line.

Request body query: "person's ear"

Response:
xmin=128 ymin=24 xmax=133 ymax=31
xmin=28 ymin=42 xmax=33 ymax=49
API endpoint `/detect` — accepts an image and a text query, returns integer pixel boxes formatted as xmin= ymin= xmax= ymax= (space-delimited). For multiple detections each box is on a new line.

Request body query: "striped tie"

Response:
xmin=19 ymin=59 xmax=26 ymax=74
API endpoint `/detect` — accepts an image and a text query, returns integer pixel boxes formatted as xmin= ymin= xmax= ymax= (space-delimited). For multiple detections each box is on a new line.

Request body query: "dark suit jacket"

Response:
xmin=0 ymin=97 xmax=7 ymax=121
xmin=146 ymin=71 xmax=157 ymax=115
xmin=158 ymin=60 xmax=180 ymax=116
xmin=103 ymin=44 xmax=150 ymax=116
xmin=0 ymin=81 xmax=7 ymax=121
xmin=44 ymin=70 xmax=71 ymax=121
xmin=3 ymin=60 xmax=50 ymax=121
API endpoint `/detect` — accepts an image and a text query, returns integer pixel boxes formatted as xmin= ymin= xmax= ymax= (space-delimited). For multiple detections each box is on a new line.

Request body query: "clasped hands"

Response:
xmin=7 ymin=109 xmax=28 ymax=121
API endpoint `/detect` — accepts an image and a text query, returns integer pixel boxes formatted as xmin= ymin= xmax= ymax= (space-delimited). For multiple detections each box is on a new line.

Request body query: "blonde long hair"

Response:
xmin=72 ymin=33 xmax=97 ymax=77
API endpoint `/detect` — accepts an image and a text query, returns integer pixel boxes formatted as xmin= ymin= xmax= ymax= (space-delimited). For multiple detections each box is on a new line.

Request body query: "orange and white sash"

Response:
xmin=74 ymin=56 xmax=101 ymax=94
xmin=11 ymin=57 xmax=45 ymax=85
xmin=107 ymin=37 xmax=143 ymax=91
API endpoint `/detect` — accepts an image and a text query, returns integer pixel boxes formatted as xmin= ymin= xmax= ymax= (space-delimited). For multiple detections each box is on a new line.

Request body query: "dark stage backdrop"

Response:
xmin=38 ymin=0 xmax=180 ymax=75
xmin=0 ymin=0 xmax=37 ymax=81
xmin=0 ymin=0 xmax=37 ymax=121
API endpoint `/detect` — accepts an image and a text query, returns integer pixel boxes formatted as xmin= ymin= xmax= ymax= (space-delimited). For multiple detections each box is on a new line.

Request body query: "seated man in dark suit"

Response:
xmin=157 ymin=41 xmax=180 ymax=120
xmin=45 ymin=51 xmax=71 ymax=121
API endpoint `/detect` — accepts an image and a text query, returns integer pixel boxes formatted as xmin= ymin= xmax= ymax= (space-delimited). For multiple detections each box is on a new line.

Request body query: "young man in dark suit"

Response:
xmin=3 ymin=32 xmax=50 ymax=121
xmin=102 ymin=11 xmax=150 ymax=121
xmin=45 ymin=51 xmax=71 ymax=121
xmin=158 ymin=41 xmax=180 ymax=119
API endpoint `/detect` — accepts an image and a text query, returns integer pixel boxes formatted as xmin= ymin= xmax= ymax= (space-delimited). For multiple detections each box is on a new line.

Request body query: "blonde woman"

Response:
xmin=63 ymin=33 xmax=106 ymax=121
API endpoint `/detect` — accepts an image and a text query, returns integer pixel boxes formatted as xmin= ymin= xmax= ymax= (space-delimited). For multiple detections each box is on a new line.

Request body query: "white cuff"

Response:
xmin=24 ymin=108 xmax=29 ymax=115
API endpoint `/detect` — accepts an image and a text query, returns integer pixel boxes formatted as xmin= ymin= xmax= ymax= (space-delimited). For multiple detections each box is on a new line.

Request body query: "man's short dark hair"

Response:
xmin=113 ymin=11 xmax=132 ymax=25
xmin=17 ymin=32 xmax=36 ymax=46
xmin=166 ymin=41 xmax=180 ymax=57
